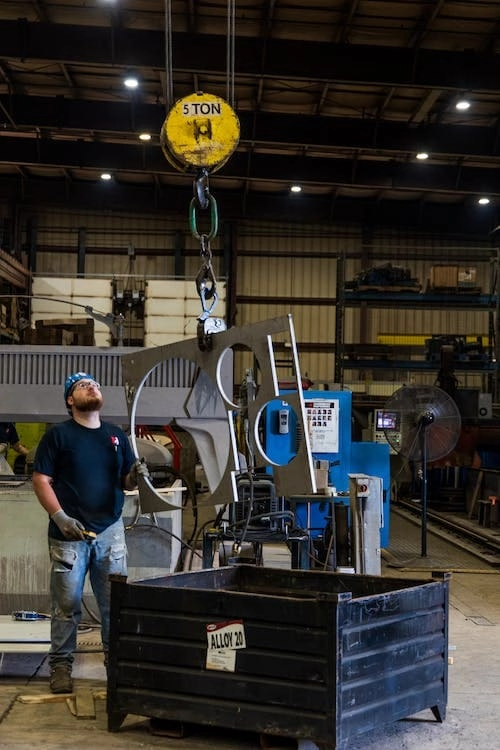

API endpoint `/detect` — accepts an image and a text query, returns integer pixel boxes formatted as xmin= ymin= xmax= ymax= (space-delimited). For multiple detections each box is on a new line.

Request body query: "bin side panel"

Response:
xmin=116 ymin=632 xmax=327 ymax=683
xmin=118 ymin=611 xmax=330 ymax=657
xmin=107 ymin=576 xmax=339 ymax=744
xmin=337 ymin=581 xmax=449 ymax=745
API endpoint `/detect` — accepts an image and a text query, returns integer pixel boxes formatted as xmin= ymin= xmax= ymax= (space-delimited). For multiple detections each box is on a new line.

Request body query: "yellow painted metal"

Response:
xmin=161 ymin=92 xmax=240 ymax=172
xmin=377 ymin=333 xmax=489 ymax=346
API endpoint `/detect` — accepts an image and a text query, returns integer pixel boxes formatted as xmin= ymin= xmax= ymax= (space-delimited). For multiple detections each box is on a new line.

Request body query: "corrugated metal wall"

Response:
xmin=14 ymin=207 xmax=496 ymax=390
xmin=30 ymin=206 xmax=222 ymax=280
xmin=234 ymin=222 xmax=359 ymax=383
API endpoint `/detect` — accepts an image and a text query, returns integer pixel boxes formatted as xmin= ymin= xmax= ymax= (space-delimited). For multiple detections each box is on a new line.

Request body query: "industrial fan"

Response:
xmin=383 ymin=384 xmax=462 ymax=556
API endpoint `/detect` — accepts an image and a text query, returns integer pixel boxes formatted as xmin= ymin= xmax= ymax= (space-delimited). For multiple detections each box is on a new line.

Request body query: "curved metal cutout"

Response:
xmin=121 ymin=315 xmax=316 ymax=506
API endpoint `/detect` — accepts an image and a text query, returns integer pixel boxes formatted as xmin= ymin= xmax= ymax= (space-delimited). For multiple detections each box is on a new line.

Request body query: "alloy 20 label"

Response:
xmin=206 ymin=619 xmax=246 ymax=650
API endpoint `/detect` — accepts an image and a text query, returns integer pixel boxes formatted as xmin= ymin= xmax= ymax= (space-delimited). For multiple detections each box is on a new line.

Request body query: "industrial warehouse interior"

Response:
xmin=1 ymin=1 xmax=500 ymax=749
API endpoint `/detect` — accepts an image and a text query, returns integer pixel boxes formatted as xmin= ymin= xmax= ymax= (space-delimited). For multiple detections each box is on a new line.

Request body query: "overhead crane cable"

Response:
xmin=163 ymin=0 xmax=236 ymax=111
xmin=226 ymin=0 xmax=236 ymax=108
xmin=160 ymin=1 xmax=240 ymax=348
xmin=160 ymin=0 xmax=240 ymax=172
xmin=164 ymin=0 xmax=174 ymax=111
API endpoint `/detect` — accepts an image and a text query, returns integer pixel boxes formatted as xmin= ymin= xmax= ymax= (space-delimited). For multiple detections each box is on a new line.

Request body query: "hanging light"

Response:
xmin=123 ymin=73 xmax=139 ymax=90
xmin=100 ymin=172 xmax=112 ymax=181
xmin=290 ymin=185 xmax=302 ymax=193
xmin=478 ymin=197 xmax=490 ymax=205
xmin=416 ymin=151 xmax=429 ymax=160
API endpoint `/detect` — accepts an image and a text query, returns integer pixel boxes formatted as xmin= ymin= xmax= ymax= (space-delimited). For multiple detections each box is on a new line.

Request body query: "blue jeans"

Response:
xmin=48 ymin=518 xmax=127 ymax=668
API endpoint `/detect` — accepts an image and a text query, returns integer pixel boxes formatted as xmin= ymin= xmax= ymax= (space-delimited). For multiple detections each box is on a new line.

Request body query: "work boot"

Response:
xmin=49 ymin=664 xmax=73 ymax=694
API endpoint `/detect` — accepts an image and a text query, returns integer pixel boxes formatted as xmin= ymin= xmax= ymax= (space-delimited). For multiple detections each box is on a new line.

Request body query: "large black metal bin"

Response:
xmin=107 ymin=566 xmax=449 ymax=749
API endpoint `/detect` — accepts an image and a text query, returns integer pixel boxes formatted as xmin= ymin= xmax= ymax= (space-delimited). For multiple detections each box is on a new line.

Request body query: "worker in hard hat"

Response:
xmin=32 ymin=371 xmax=148 ymax=694
xmin=0 ymin=422 xmax=29 ymax=465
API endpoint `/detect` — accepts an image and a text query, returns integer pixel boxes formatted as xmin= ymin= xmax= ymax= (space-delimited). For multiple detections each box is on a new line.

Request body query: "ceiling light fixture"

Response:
xmin=416 ymin=151 xmax=429 ymax=160
xmin=100 ymin=172 xmax=112 ymax=181
xmin=290 ymin=185 xmax=302 ymax=193
xmin=123 ymin=74 xmax=139 ymax=90
xmin=139 ymin=133 xmax=152 ymax=141
xmin=478 ymin=197 xmax=490 ymax=205
xmin=456 ymin=98 xmax=471 ymax=111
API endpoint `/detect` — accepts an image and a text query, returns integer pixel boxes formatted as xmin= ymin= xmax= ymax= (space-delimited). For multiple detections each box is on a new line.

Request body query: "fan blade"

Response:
xmin=383 ymin=384 xmax=462 ymax=462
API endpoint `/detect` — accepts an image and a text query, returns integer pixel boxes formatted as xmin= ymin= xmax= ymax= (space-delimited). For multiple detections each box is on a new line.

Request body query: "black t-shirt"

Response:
xmin=34 ymin=419 xmax=135 ymax=539
xmin=0 ymin=422 xmax=20 ymax=446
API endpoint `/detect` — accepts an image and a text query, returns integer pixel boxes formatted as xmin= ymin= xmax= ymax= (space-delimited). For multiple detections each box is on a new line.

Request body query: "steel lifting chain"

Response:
xmin=191 ymin=169 xmax=227 ymax=350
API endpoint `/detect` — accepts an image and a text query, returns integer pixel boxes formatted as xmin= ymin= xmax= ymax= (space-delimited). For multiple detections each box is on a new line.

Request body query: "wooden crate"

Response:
xmin=430 ymin=265 xmax=458 ymax=288
xmin=31 ymin=317 xmax=95 ymax=345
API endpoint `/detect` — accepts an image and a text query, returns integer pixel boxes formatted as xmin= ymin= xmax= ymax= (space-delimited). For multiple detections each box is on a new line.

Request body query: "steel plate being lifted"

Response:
xmin=121 ymin=315 xmax=316 ymax=509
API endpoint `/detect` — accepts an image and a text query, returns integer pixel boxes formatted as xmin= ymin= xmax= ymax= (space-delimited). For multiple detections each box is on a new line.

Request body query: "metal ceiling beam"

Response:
xmin=0 ymin=172 xmax=495 ymax=235
xmin=0 ymin=135 xmax=499 ymax=196
xmin=0 ymin=20 xmax=499 ymax=92
xmin=1 ymin=95 xmax=500 ymax=161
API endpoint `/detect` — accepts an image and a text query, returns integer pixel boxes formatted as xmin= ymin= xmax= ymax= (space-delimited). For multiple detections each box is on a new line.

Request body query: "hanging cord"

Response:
xmin=164 ymin=0 xmax=174 ymax=110
xmin=226 ymin=0 xmax=236 ymax=108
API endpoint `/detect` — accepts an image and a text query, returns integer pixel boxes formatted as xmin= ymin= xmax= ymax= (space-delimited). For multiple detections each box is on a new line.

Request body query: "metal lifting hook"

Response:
xmin=196 ymin=251 xmax=219 ymax=320
xmin=193 ymin=168 xmax=210 ymax=210
xmin=195 ymin=236 xmax=226 ymax=349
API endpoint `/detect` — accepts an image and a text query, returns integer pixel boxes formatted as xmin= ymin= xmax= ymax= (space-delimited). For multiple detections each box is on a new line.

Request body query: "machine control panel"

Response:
xmin=373 ymin=409 xmax=401 ymax=455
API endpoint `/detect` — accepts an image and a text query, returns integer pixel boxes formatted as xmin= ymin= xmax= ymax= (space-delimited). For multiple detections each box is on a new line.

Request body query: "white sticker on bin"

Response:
xmin=205 ymin=619 xmax=246 ymax=672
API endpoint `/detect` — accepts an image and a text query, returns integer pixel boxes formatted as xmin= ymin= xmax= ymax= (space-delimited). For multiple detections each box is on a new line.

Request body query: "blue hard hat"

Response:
xmin=64 ymin=371 xmax=95 ymax=406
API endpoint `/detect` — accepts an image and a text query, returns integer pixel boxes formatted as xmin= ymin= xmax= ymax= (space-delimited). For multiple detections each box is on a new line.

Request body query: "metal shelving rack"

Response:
xmin=335 ymin=284 xmax=500 ymax=401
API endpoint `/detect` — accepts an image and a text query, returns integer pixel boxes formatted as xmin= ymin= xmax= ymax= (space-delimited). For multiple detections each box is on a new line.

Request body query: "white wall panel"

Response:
xmin=146 ymin=316 xmax=187 ymax=333
xmin=146 ymin=298 xmax=186 ymax=316
xmin=32 ymin=276 xmax=113 ymax=346
xmin=143 ymin=279 xmax=226 ymax=348
xmin=32 ymin=297 xmax=110 ymax=315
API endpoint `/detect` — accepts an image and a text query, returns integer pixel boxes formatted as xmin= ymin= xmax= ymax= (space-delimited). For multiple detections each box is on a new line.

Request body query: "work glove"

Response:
xmin=0 ymin=443 xmax=7 ymax=455
xmin=51 ymin=509 xmax=86 ymax=541
xmin=131 ymin=458 xmax=150 ymax=486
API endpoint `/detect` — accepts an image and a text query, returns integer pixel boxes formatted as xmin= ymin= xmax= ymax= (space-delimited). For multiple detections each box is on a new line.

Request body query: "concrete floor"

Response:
xmin=0 ymin=511 xmax=499 ymax=750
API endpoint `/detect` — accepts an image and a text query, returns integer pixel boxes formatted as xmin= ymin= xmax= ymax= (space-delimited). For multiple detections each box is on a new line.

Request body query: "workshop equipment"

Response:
xmin=159 ymin=0 xmax=239 ymax=352
xmin=202 ymin=475 xmax=310 ymax=570
xmin=107 ymin=566 xmax=449 ymax=750
xmin=349 ymin=474 xmax=383 ymax=575
xmin=161 ymin=92 xmax=240 ymax=174
xmin=160 ymin=90 xmax=238 ymax=347
xmin=345 ymin=262 xmax=421 ymax=292
xmin=425 ymin=334 xmax=488 ymax=363
xmin=383 ymin=384 xmax=461 ymax=557
xmin=268 ymin=390 xmax=390 ymax=562
xmin=266 ymin=390 xmax=353 ymax=536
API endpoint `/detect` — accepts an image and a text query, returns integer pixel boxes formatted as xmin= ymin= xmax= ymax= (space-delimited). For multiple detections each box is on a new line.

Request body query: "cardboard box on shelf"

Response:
xmin=430 ymin=265 xmax=458 ymax=288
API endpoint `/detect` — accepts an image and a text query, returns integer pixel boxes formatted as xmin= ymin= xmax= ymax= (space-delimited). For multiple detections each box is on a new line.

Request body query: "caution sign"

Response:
xmin=161 ymin=91 xmax=240 ymax=172
xmin=206 ymin=619 xmax=246 ymax=672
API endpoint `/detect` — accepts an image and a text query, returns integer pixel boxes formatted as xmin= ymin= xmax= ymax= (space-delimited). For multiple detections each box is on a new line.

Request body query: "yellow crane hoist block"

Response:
xmin=161 ymin=92 xmax=240 ymax=173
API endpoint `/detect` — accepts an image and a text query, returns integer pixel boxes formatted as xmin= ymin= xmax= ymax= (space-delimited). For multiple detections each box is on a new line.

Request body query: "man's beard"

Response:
xmin=75 ymin=395 xmax=102 ymax=412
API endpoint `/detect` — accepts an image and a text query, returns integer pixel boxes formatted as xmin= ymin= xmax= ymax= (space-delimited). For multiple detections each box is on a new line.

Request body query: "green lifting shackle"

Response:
xmin=189 ymin=190 xmax=219 ymax=242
